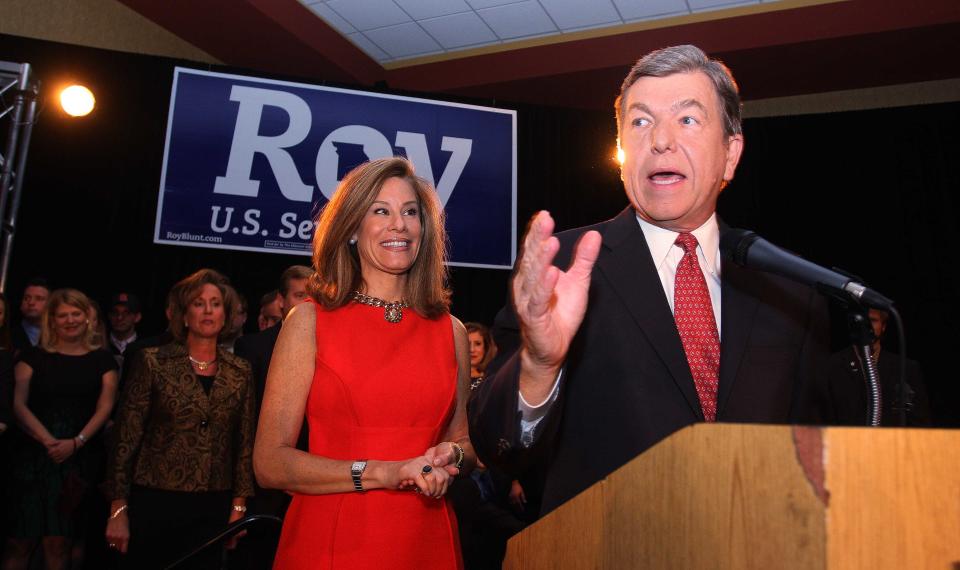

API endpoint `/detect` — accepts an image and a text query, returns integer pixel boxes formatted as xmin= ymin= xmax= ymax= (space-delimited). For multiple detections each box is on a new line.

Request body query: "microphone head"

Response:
xmin=719 ymin=228 xmax=757 ymax=266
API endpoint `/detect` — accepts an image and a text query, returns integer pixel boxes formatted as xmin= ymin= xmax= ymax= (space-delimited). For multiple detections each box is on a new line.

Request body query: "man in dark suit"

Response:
xmin=469 ymin=45 xmax=834 ymax=517
xmin=234 ymin=265 xmax=312 ymax=408
xmin=829 ymin=308 xmax=931 ymax=426
xmin=11 ymin=277 xmax=50 ymax=353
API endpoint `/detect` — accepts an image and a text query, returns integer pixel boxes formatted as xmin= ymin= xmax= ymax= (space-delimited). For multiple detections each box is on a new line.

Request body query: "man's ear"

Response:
xmin=723 ymin=134 xmax=744 ymax=182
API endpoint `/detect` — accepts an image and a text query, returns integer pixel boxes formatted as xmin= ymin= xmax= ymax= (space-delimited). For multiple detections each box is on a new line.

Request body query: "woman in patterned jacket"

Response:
xmin=105 ymin=269 xmax=255 ymax=569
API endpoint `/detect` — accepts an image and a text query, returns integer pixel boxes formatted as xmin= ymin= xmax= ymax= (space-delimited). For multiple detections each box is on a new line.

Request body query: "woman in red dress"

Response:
xmin=254 ymin=157 xmax=477 ymax=569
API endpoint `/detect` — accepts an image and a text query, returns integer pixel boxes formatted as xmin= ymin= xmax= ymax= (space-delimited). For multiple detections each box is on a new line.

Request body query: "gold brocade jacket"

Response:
xmin=107 ymin=342 xmax=255 ymax=499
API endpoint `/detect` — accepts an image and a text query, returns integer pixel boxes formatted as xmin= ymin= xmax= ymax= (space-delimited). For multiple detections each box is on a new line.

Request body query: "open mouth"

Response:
xmin=381 ymin=239 xmax=410 ymax=248
xmin=648 ymin=170 xmax=686 ymax=186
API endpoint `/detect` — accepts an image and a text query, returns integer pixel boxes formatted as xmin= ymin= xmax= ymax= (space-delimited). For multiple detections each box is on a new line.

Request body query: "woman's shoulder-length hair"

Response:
xmin=40 ymin=288 xmax=102 ymax=352
xmin=168 ymin=268 xmax=239 ymax=342
xmin=308 ymin=157 xmax=450 ymax=318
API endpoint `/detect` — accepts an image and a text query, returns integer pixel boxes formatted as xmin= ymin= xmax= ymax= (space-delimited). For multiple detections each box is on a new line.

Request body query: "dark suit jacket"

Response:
xmin=10 ymin=321 xmax=34 ymax=354
xmin=828 ymin=348 xmax=931 ymax=426
xmin=469 ymin=207 xmax=833 ymax=515
xmin=233 ymin=322 xmax=281 ymax=410
xmin=107 ymin=342 xmax=256 ymax=499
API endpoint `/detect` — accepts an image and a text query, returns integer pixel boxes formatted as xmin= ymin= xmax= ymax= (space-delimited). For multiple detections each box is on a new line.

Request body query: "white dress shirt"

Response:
xmin=517 ymin=213 xmax=723 ymax=445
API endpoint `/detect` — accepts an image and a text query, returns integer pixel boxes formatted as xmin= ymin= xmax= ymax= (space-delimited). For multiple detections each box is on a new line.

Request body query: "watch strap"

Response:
xmin=351 ymin=460 xmax=367 ymax=492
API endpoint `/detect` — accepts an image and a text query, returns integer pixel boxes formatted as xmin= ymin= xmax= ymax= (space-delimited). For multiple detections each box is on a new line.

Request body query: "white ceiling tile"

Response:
xmin=347 ymin=32 xmax=391 ymax=60
xmin=613 ymin=0 xmax=688 ymax=21
xmin=420 ymin=12 xmax=498 ymax=49
xmin=688 ymin=0 xmax=760 ymax=11
xmin=304 ymin=2 xmax=357 ymax=34
xmin=364 ymin=21 xmax=443 ymax=57
xmin=466 ymin=0 xmax=524 ymax=8
xmin=538 ymin=0 xmax=621 ymax=30
xmin=477 ymin=1 xmax=557 ymax=39
xmin=327 ymin=0 xmax=410 ymax=31
xmin=394 ymin=0 xmax=472 ymax=19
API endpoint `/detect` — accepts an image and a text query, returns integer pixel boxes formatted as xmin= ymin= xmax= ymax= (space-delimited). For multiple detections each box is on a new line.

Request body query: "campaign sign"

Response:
xmin=154 ymin=67 xmax=517 ymax=268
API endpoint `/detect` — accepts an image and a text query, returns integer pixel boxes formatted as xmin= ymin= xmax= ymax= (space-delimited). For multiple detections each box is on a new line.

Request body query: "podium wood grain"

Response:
xmin=503 ymin=424 xmax=960 ymax=570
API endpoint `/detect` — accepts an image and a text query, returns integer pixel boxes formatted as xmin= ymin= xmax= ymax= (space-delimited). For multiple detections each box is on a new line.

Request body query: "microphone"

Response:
xmin=720 ymin=229 xmax=894 ymax=309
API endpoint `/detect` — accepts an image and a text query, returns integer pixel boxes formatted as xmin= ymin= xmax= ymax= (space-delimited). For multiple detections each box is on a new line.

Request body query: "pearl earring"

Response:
xmin=348 ymin=237 xmax=358 ymax=245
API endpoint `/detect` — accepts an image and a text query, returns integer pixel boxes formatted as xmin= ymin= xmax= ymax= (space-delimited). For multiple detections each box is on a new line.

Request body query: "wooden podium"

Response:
xmin=503 ymin=424 xmax=960 ymax=569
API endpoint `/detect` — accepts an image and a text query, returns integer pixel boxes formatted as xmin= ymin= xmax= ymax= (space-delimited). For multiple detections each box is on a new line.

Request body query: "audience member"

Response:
xmin=256 ymin=290 xmax=282 ymax=332
xmin=829 ymin=308 xmax=932 ymax=426
xmin=106 ymin=293 xmax=142 ymax=369
xmin=11 ymin=278 xmax=50 ymax=353
xmin=234 ymin=265 xmax=312 ymax=407
xmin=3 ymin=289 xmax=118 ymax=570
xmin=105 ymin=269 xmax=255 ymax=569
xmin=220 ymin=292 xmax=248 ymax=352
xmin=465 ymin=322 xmax=497 ymax=390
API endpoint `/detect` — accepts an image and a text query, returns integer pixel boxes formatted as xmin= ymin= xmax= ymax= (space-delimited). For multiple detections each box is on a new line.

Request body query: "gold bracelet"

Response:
xmin=450 ymin=442 xmax=465 ymax=470
xmin=110 ymin=504 xmax=128 ymax=519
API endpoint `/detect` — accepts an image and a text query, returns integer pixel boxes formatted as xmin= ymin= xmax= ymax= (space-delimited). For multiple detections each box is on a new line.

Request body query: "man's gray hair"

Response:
xmin=615 ymin=45 xmax=743 ymax=139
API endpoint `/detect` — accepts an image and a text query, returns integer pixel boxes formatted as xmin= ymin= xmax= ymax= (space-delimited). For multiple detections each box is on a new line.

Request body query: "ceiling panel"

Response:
xmin=394 ymin=0 xmax=473 ymax=19
xmin=364 ymin=21 xmax=443 ymax=58
xmin=303 ymin=2 xmax=356 ymax=34
xmin=477 ymin=1 xmax=558 ymax=40
xmin=539 ymin=0 xmax=622 ymax=30
xmin=420 ymin=12 xmax=499 ymax=49
xmin=466 ymin=0 xmax=525 ymax=8
xmin=326 ymin=0 xmax=410 ymax=31
xmin=612 ymin=0 xmax=688 ymax=21
xmin=347 ymin=31 xmax=390 ymax=60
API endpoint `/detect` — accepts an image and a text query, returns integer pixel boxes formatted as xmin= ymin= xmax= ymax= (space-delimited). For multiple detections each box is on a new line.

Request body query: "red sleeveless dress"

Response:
xmin=272 ymin=301 xmax=463 ymax=569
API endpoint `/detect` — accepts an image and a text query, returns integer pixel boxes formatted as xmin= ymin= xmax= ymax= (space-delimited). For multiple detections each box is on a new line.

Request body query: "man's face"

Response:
xmin=258 ymin=297 xmax=283 ymax=331
xmin=108 ymin=305 xmax=141 ymax=335
xmin=619 ymin=71 xmax=743 ymax=232
xmin=21 ymin=286 xmax=50 ymax=321
xmin=281 ymin=278 xmax=309 ymax=317
xmin=868 ymin=309 xmax=887 ymax=343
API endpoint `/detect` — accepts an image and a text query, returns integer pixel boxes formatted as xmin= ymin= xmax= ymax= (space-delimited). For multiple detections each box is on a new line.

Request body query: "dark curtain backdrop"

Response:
xmin=1 ymin=34 xmax=956 ymax=425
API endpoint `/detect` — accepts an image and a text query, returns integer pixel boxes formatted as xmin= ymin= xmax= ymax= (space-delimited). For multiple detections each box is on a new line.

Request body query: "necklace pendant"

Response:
xmin=384 ymin=304 xmax=403 ymax=323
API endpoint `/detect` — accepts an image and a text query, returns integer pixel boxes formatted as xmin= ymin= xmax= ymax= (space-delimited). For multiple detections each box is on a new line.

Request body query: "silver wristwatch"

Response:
xmin=351 ymin=460 xmax=368 ymax=492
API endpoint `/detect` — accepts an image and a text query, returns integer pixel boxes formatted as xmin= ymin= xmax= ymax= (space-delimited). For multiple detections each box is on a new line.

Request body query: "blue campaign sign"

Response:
xmin=154 ymin=67 xmax=517 ymax=268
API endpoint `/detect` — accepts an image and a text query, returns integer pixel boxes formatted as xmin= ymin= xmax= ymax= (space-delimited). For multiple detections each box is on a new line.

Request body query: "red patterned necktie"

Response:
xmin=673 ymin=232 xmax=720 ymax=422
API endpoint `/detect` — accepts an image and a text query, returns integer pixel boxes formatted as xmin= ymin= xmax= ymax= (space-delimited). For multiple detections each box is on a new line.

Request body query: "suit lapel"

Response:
xmin=595 ymin=208 xmax=703 ymax=420
xmin=717 ymin=260 xmax=760 ymax=417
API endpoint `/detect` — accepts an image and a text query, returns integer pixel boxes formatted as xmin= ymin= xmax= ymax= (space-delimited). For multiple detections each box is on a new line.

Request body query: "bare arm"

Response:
xmin=425 ymin=317 xmax=478 ymax=476
xmin=253 ymin=303 xmax=447 ymax=496
xmin=12 ymin=362 xmax=56 ymax=446
xmin=75 ymin=369 xmax=118 ymax=443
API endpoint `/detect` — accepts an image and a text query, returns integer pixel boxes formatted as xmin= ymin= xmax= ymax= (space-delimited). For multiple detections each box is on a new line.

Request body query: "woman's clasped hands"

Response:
xmin=394 ymin=442 xmax=462 ymax=499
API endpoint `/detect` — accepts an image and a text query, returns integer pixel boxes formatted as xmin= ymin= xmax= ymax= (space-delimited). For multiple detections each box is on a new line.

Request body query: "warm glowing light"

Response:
xmin=60 ymin=85 xmax=96 ymax=117
xmin=616 ymin=145 xmax=625 ymax=165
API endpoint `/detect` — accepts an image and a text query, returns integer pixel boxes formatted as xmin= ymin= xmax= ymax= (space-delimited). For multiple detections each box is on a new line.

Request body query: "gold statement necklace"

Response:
xmin=351 ymin=291 xmax=409 ymax=324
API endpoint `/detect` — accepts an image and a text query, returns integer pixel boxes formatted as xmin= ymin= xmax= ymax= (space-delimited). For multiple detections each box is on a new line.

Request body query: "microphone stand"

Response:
xmin=844 ymin=307 xmax=881 ymax=427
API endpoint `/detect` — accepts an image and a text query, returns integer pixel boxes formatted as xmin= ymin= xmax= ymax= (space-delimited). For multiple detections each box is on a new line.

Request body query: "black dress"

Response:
xmin=4 ymin=347 xmax=116 ymax=537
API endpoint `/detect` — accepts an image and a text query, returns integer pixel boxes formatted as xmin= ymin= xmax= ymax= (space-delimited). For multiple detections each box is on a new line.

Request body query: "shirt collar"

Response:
xmin=635 ymin=212 xmax=721 ymax=276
